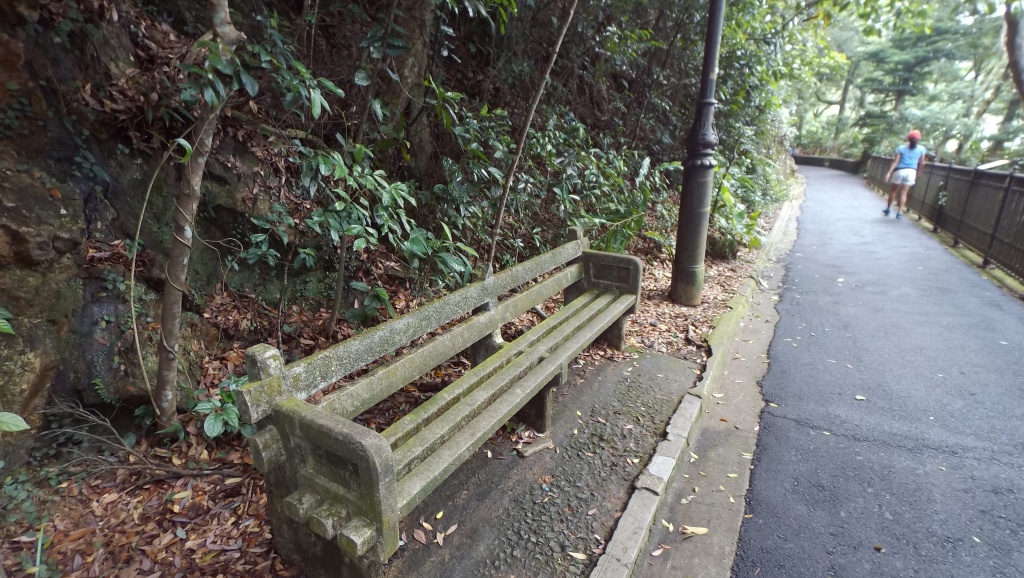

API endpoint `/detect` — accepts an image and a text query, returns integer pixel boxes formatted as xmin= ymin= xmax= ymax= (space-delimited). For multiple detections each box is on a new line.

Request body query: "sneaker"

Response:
xmin=896 ymin=212 xmax=903 ymax=219
xmin=882 ymin=208 xmax=891 ymax=216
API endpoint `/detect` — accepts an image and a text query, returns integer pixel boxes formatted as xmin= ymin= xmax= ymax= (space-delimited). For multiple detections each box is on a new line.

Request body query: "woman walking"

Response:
xmin=883 ymin=130 xmax=927 ymax=219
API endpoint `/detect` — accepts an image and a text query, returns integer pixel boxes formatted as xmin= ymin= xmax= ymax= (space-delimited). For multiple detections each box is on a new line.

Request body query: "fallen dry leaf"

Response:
xmin=680 ymin=525 xmax=709 ymax=535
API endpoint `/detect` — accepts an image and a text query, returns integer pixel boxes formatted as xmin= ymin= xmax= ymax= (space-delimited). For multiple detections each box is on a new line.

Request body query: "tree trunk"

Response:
xmin=986 ymin=95 xmax=1020 ymax=158
xmin=155 ymin=0 xmax=243 ymax=428
xmin=325 ymin=238 xmax=349 ymax=336
xmin=1006 ymin=2 xmax=1024 ymax=102
xmin=830 ymin=60 xmax=858 ymax=152
xmin=393 ymin=0 xmax=436 ymax=183
xmin=893 ymin=90 xmax=907 ymax=114
xmin=956 ymin=68 xmax=1007 ymax=163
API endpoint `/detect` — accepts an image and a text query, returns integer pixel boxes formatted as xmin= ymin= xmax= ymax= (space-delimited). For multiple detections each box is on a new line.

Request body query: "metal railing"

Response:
xmin=791 ymin=154 xmax=862 ymax=174
xmin=794 ymin=155 xmax=1024 ymax=282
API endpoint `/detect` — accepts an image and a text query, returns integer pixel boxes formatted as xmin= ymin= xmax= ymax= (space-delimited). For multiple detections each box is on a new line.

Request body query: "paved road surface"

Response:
xmin=733 ymin=167 xmax=1024 ymax=578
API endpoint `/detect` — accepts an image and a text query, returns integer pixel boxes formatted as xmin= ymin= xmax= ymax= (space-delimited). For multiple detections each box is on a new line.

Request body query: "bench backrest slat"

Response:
xmin=319 ymin=264 xmax=583 ymax=420
xmin=238 ymin=239 xmax=584 ymax=425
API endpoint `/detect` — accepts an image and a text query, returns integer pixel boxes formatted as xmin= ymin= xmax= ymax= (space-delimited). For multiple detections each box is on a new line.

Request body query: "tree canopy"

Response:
xmin=789 ymin=0 xmax=1020 ymax=164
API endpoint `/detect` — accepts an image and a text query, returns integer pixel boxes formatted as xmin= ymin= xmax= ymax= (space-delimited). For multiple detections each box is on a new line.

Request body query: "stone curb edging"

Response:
xmin=590 ymin=185 xmax=804 ymax=578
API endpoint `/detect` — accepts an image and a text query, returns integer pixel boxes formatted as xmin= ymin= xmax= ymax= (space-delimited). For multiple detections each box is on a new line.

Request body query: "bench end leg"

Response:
xmin=600 ymin=313 xmax=629 ymax=350
xmin=514 ymin=366 xmax=567 ymax=436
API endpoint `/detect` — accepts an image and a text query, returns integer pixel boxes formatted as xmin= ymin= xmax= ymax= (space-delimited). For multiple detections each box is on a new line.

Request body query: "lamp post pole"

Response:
xmin=669 ymin=0 xmax=727 ymax=305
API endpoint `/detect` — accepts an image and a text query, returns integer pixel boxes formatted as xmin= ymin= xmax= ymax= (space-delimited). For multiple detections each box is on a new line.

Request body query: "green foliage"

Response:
xmin=789 ymin=2 xmax=1015 ymax=164
xmin=0 ymin=412 xmax=30 ymax=432
xmin=345 ymin=281 xmax=397 ymax=326
xmin=72 ymin=151 xmax=109 ymax=183
xmin=133 ymin=404 xmax=156 ymax=428
xmin=708 ymin=180 xmax=763 ymax=260
xmin=26 ymin=523 xmax=57 ymax=578
xmin=0 ymin=306 xmax=13 ymax=335
xmin=433 ymin=105 xmax=680 ymax=263
xmin=92 ymin=378 xmax=118 ymax=404
xmin=243 ymin=16 xmax=346 ymax=120
xmin=1 ymin=466 xmax=61 ymax=528
xmin=424 ymin=76 xmax=465 ymax=130
xmin=400 ymin=225 xmax=478 ymax=289
xmin=190 ymin=376 xmax=255 ymax=440
xmin=438 ymin=0 xmax=518 ymax=35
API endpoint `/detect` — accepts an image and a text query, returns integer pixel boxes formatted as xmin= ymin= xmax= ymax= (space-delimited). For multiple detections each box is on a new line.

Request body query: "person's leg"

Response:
xmin=885 ymin=183 xmax=898 ymax=215
xmin=897 ymin=184 xmax=911 ymax=215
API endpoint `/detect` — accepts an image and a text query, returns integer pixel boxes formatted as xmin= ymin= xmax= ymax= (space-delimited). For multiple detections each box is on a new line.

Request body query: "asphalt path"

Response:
xmin=733 ymin=167 xmax=1024 ymax=578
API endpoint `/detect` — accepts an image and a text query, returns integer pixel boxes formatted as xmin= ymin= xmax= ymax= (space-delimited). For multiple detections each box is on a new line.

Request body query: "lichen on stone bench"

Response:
xmin=237 ymin=229 xmax=642 ymax=578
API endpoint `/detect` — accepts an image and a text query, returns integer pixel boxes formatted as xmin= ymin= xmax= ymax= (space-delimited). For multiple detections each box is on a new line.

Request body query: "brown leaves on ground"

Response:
xmin=627 ymin=253 xmax=754 ymax=362
xmin=0 ymin=417 xmax=300 ymax=578
xmin=407 ymin=516 xmax=458 ymax=549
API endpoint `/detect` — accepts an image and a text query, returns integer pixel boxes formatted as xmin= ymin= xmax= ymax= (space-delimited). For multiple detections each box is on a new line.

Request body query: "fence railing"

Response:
xmin=791 ymin=155 xmax=862 ymax=174
xmin=793 ymin=154 xmax=1024 ymax=283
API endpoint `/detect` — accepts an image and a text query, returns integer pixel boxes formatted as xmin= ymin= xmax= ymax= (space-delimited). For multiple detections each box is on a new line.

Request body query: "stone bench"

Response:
xmin=237 ymin=229 xmax=642 ymax=578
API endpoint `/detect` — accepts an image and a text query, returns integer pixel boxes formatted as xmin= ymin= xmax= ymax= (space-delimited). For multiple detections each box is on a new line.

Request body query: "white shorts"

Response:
xmin=891 ymin=168 xmax=917 ymax=185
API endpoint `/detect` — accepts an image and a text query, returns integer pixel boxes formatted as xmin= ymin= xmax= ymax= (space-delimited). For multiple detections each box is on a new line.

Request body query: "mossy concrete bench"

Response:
xmin=237 ymin=229 xmax=641 ymax=578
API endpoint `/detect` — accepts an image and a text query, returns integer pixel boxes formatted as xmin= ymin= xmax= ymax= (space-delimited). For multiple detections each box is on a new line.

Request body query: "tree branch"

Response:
xmin=485 ymin=0 xmax=580 ymax=270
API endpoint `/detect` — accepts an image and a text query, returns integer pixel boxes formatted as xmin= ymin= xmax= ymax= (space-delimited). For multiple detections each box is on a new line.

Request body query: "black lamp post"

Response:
xmin=669 ymin=0 xmax=727 ymax=305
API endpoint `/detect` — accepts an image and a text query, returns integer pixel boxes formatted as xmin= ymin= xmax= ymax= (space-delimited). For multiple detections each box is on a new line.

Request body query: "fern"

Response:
xmin=92 ymin=378 xmax=118 ymax=404
xmin=92 ymin=343 xmax=119 ymax=404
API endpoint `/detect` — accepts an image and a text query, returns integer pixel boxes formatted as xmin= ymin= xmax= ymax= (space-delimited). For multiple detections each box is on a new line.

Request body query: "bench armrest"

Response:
xmin=270 ymin=398 xmax=401 ymax=563
xmin=576 ymin=250 xmax=643 ymax=314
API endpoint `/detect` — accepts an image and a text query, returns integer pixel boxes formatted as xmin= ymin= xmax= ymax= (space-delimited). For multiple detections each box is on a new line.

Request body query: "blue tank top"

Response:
xmin=896 ymin=144 xmax=926 ymax=170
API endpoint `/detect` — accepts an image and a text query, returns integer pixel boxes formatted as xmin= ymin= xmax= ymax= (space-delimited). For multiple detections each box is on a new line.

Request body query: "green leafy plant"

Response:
xmin=133 ymin=404 xmax=156 ymax=428
xmin=708 ymin=180 xmax=763 ymax=260
xmin=91 ymin=379 xmax=118 ymax=405
xmin=25 ymin=523 xmax=57 ymax=578
xmin=345 ymin=281 xmax=396 ymax=326
xmin=400 ymin=225 xmax=477 ymax=289
xmin=191 ymin=376 xmax=256 ymax=440
xmin=0 ymin=306 xmax=13 ymax=335
xmin=424 ymin=76 xmax=464 ymax=130
xmin=0 ymin=412 xmax=30 ymax=433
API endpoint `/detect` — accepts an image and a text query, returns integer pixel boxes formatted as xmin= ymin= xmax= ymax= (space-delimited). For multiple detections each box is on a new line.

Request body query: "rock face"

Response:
xmin=0 ymin=15 xmax=276 ymax=470
xmin=0 ymin=33 xmax=86 ymax=466
xmin=0 ymin=4 xmax=336 ymax=471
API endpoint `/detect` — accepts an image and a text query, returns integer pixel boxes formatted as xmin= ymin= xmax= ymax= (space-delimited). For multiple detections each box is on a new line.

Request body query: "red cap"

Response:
xmin=908 ymin=130 xmax=921 ymax=140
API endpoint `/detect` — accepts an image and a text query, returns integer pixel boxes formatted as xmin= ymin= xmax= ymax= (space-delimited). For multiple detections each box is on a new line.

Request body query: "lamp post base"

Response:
xmin=669 ymin=265 xmax=704 ymax=306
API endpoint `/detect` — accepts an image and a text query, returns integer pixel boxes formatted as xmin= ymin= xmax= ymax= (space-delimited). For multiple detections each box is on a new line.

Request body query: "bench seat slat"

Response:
xmin=381 ymin=287 xmax=600 ymax=449
xmin=395 ymin=293 xmax=637 ymax=516
xmin=320 ymin=265 xmax=584 ymax=421
xmin=389 ymin=291 xmax=616 ymax=476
